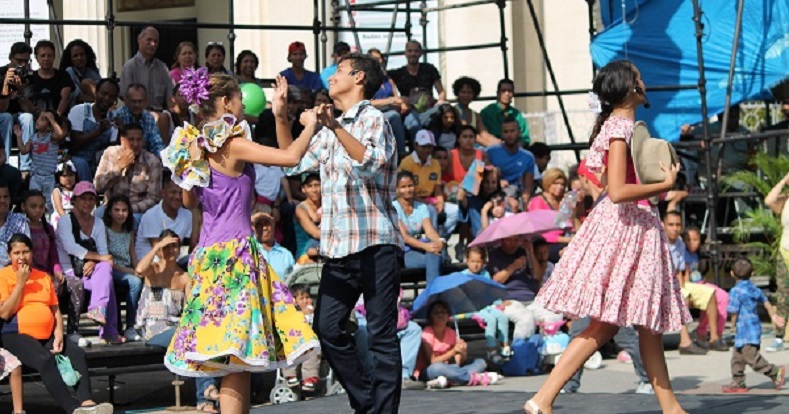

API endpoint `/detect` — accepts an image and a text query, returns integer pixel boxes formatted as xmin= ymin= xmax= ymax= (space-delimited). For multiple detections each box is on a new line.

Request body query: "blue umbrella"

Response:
xmin=411 ymin=272 xmax=507 ymax=320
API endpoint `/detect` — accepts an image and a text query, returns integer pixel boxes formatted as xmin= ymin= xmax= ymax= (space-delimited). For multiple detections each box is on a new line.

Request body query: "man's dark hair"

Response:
xmin=34 ymin=40 xmax=56 ymax=55
xmin=502 ymin=116 xmax=518 ymax=126
xmin=120 ymin=123 xmax=144 ymax=138
xmin=497 ymin=78 xmax=515 ymax=93
xmin=96 ymin=78 xmax=120 ymax=95
xmin=731 ymin=258 xmax=753 ymax=279
xmin=528 ymin=142 xmax=551 ymax=159
xmin=406 ymin=40 xmax=422 ymax=51
xmin=433 ymin=146 xmax=448 ymax=156
xmin=162 ymin=170 xmax=175 ymax=187
xmin=338 ymin=52 xmax=384 ymax=100
xmin=334 ymin=42 xmax=351 ymax=55
xmin=533 ymin=236 xmax=548 ymax=250
xmin=459 ymin=125 xmax=478 ymax=137
xmin=663 ymin=210 xmax=682 ymax=221
xmin=9 ymin=42 xmax=32 ymax=58
xmin=127 ymin=83 xmax=148 ymax=94
xmin=685 ymin=224 xmax=701 ymax=237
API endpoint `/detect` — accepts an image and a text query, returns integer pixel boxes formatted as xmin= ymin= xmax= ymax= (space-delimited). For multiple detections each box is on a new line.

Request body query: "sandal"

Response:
xmin=203 ymin=384 xmax=220 ymax=401
xmin=196 ymin=402 xmax=219 ymax=413
xmin=86 ymin=308 xmax=106 ymax=326
xmin=523 ymin=399 xmax=543 ymax=414
xmin=101 ymin=336 xmax=126 ymax=345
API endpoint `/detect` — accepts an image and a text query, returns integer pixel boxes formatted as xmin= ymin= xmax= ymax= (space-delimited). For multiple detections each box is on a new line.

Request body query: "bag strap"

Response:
xmin=68 ymin=212 xmax=83 ymax=246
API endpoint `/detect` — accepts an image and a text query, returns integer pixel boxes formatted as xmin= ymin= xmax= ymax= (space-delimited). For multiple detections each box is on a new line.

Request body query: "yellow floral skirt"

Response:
xmin=164 ymin=236 xmax=320 ymax=377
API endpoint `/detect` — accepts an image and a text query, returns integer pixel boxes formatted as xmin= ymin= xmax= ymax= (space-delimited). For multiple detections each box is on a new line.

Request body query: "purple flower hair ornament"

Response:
xmin=180 ymin=67 xmax=211 ymax=106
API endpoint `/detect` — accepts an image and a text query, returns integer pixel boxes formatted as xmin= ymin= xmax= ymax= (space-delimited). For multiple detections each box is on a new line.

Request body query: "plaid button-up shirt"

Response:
xmin=94 ymin=146 xmax=163 ymax=214
xmin=285 ymin=100 xmax=403 ymax=259
xmin=727 ymin=279 xmax=768 ymax=348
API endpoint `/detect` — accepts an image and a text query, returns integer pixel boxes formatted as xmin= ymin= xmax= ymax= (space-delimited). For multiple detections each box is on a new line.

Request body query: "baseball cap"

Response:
xmin=288 ymin=41 xmax=306 ymax=55
xmin=73 ymin=181 xmax=97 ymax=197
xmin=333 ymin=41 xmax=351 ymax=55
xmin=414 ymin=130 xmax=436 ymax=147
xmin=577 ymin=159 xmax=601 ymax=188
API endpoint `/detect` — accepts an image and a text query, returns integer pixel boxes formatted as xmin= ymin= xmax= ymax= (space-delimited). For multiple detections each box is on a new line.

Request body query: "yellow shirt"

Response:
xmin=398 ymin=153 xmax=441 ymax=199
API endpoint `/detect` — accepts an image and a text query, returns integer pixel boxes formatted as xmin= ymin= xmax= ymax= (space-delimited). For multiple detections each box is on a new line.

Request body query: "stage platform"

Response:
xmin=258 ymin=390 xmax=789 ymax=414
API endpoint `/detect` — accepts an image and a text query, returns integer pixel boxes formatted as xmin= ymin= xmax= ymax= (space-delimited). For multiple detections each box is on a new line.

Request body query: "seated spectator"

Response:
xmin=393 ymin=171 xmax=443 ymax=285
xmin=55 ymin=181 xmax=124 ymax=344
xmin=169 ymin=41 xmax=198 ymax=84
xmin=254 ymin=212 xmax=295 ymax=278
xmin=355 ymin=289 xmax=425 ymax=390
xmin=0 ymin=180 xmax=30 ymax=268
xmin=480 ymin=79 xmax=530 ymax=145
xmin=51 ymin=161 xmax=77 ymax=229
xmin=416 ymin=300 xmax=497 ymax=388
xmin=480 ymin=190 xmax=511 ymax=230
xmin=398 ymin=131 xmax=449 ymax=227
xmin=235 ymin=50 xmax=265 ymax=124
xmin=0 ymin=233 xmax=114 ymax=414
xmin=487 ymin=236 xmax=538 ymax=302
xmin=282 ymin=284 xmax=322 ymax=392
xmin=119 ymin=27 xmax=172 ymax=113
xmin=13 ymin=110 xmax=65 ymax=213
xmin=0 ymin=148 xmax=23 ymax=204
xmin=457 ymin=165 xmax=502 ymax=236
xmin=388 ymin=41 xmax=446 ymax=144
xmin=430 ymin=104 xmax=461 ymax=150
xmin=67 ymin=78 xmax=120 ymax=181
xmin=111 ymin=84 xmax=165 ymax=155
xmin=684 ymin=225 xmax=729 ymax=346
xmin=280 ymin=42 xmax=323 ymax=92
xmin=527 ymin=168 xmax=579 ymax=262
xmin=103 ymin=195 xmax=142 ymax=342
xmin=135 ymin=172 xmax=194 ymax=261
xmin=157 ymin=83 xmax=197 ymax=146
xmin=27 ymin=40 xmax=73 ymax=118
xmin=20 ymin=190 xmax=62 ymax=281
xmin=321 ymin=42 xmax=351 ymax=89
xmin=204 ymin=43 xmax=231 ymax=75
xmin=528 ymin=142 xmax=551 ymax=176
xmin=60 ymin=39 xmax=101 ymax=105
xmin=447 ymin=126 xmax=487 ymax=183
xmin=368 ymin=48 xmax=408 ymax=157
xmin=486 ymin=116 xmax=535 ymax=208
xmin=430 ymin=146 xmax=460 ymax=241
xmin=452 ymin=76 xmax=499 ymax=147
xmin=94 ymin=124 xmax=162 ymax=220
xmin=0 ymin=42 xmax=35 ymax=175
xmin=294 ymin=173 xmax=321 ymax=264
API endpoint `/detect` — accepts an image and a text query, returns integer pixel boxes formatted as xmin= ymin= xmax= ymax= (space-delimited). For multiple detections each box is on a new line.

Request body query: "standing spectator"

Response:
xmin=119 ymin=27 xmax=172 ymax=113
xmin=486 ymin=116 xmax=535 ymax=207
xmin=452 ymin=76 xmax=499 ymax=147
xmin=388 ymin=40 xmax=446 ymax=143
xmin=393 ymin=171 xmax=443 ymax=285
xmin=254 ymin=212 xmax=295 ymax=278
xmin=13 ymin=111 xmax=65 ymax=213
xmin=280 ymin=41 xmax=323 ymax=92
xmin=203 ymin=43 xmax=231 ymax=75
xmin=112 ymin=84 xmax=165 ymax=155
xmin=27 ymin=40 xmax=73 ymax=117
xmin=135 ymin=172 xmax=194 ymax=264
xmin=0 ymin=180 xmax=30 ymax=268
xmin=0 ymin=42 xmax=35 ymax=174
xmin=67 ymin=78 xmax=120 ymax=181
xmin=94 ymin=124 xmax=163 ymax=219
xmin=60 ymin=39 xmax=101 ymax=105
xmin=103 ymin=195 xmax=142 ymax=342
xmin=368 ymin=48 xmax=408 ymax=157
xmin=481 ymin=79 xmax=530 ymax=145
xmin=169 ymin=41 xmax=198 ymax=84
xmin=321 ymin=42 xmax=351 ymax=89
xmin=527 ymin=168 xmax=578 ymax=262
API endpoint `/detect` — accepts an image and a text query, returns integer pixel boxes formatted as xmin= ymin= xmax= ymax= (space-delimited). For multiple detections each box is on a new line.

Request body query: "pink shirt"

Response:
xmin=527 ymin=196 xmax=563 ymax=243
xmin=422 ymin=326 xmax=457 ymax=358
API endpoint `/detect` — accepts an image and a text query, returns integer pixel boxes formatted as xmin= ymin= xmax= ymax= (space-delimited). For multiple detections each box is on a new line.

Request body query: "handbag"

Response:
xmin=68 ymin=213 xmax=98 ymax=278
xmin=55 ymin=354 xmax=81 ymax=386
xmin=631 ymin=121 xmax=679 ymax=185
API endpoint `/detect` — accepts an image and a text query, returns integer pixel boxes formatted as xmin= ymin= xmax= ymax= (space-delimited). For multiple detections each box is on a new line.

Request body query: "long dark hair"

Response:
xmin=59 ymin=39 xmax=99 ymax=72
xmin=103 ymin=195 xmax=135 ymax=233
xmin=589 ymin=60 xmax=638 ymax=142
xmin=430 ymin=104 xmax=461 ymax=137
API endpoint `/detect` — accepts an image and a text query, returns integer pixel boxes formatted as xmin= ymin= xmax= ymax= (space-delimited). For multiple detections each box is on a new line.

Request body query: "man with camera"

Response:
xmin=0 ymin=42 xmax=36 ymax=176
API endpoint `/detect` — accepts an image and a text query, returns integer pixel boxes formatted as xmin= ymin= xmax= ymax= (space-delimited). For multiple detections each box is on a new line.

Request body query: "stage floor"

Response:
xmin=257 ymin=390 xmax=789 ymax=414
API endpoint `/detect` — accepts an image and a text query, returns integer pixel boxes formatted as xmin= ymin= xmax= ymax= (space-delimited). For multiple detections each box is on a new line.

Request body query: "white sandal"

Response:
xmin=524 ymin=399 xmax=543 ymax=414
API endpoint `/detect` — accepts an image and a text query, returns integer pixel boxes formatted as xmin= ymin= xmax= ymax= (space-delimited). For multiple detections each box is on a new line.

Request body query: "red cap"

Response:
xmin=288 ymin=41 xmax=306 ymax=55
xmin=577 ymin=159 xmax=601 ymax=188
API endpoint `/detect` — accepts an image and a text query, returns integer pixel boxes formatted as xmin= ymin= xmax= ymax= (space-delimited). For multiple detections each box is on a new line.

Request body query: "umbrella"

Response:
xmin=410 ymin=271 xmax=507 ymax=320
xmin=468 ymin=209 xmax=560 ymax=248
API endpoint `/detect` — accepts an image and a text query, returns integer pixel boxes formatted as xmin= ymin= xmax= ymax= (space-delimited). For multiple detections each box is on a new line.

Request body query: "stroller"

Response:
xmin=269 ymin=264 xmax=346 ymax=404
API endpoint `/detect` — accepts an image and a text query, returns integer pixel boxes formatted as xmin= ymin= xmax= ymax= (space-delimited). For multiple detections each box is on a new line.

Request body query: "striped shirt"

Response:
xmin=29 ymin=133 xmax=60 ymax=177
xmin=119 ymin=52 xmax=173 ymax=112
xmin=285 ymin=100 xmax=403 ymax=259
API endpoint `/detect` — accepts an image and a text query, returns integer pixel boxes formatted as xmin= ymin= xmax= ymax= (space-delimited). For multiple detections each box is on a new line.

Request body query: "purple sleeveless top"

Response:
xmin=195 ymin=163 xmax=256 ymax=247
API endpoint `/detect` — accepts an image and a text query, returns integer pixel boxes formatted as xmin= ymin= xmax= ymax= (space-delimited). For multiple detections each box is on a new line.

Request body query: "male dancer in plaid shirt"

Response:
xmin=275 ymin=52 xmax=404 ymax=414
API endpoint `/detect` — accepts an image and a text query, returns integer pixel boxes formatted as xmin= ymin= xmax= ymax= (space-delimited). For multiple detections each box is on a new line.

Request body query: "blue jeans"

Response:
xmin=0 ymin=112 xmax=33 ymax=171
xmin=356 ymin=316 xmax=422 ymax=380
xmin=424 ymin=358 xmax=487 ymax=384
xmin=404 ymin=249 xmax=441 ymax=286
xmin=404 ymin=106 xmax=439 ymax=146
xmin=70 ymin=154 xmax=95 ymax=182
xmin=428 ymin=203 xmax=460 ymax=240
xmin=383 ymin=110 xmax=406 ymax=156
xmin=478 ymin=306 xmax=509 ymax=348
xmin=112 ymin=270 xmax=143 ymax=330
xmin=459 ymin=195 xmax=485 ymax=237
xmin=196 ymin=377 xmax=219 ymax=405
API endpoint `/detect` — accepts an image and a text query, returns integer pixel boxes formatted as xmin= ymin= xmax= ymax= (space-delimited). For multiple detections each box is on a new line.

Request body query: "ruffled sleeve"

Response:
xmin=160 ymin=114 xmax=251 ymax=190
xmin=585 ymin=116 xmax=634 ymax=173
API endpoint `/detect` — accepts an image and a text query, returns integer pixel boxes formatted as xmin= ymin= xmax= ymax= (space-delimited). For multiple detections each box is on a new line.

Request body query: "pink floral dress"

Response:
xmin=535 ymin=115 xmax=691 ymax=333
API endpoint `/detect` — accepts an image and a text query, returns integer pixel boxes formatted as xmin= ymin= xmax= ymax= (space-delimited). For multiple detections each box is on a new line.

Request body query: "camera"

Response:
xmin=7 ymin=65 xmax=33 ymax=90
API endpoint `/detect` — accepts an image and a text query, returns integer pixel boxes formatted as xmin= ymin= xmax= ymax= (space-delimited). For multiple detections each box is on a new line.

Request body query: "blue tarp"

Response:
xmin=591 ymin=0 xmax=789 ymax=141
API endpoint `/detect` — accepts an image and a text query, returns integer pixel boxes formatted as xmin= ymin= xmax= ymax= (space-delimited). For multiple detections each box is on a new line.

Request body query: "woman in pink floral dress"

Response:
xmin=523 ymin=61 xmax=691 ymax=414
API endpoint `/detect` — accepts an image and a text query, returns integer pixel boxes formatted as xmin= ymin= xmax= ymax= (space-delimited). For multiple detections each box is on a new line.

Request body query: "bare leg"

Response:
xmin=10 ymin=367 xmax=22 ymax=413
xmin=636 ymin=326 xmax=687 ymax=414
xmin=705 ymin=296 xmax=721 ymax=343
xmin=678 ymin=325 xmax=693 ymax=347
xmin=524 ymin=319 xmax=619 ymax=413
xmin=220 ymin=372 xmax=251 ymax=414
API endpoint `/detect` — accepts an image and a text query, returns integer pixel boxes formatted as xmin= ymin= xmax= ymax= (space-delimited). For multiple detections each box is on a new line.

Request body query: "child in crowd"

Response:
xmin=14 ymin=111 xmax=66 ymax=214
xmin=480 ymin=190 xmax=511 ymax=230
xmin=684 ymin=225 xmax=729 ymax=347
xmin=51 ymin=160 xmax=77 ymax=229
xmin=430 ymin=104 xmax=461 ymax=150
xmin=722 ymin=258 xmax=786 ymax=393
xmin=103 ymin=195 xmax=142 ymax=341
xmin=21 ymin=191 xmax=62 ymax=280
xmin=282 ymin=284 xmax=322 ymax=393
xmin=294 ymin=173 xmax=321 ymax=265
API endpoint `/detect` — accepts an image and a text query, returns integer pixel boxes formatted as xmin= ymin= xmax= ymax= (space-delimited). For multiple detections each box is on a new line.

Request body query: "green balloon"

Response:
xmin=240 ymin=83 xmax=267 ymax=117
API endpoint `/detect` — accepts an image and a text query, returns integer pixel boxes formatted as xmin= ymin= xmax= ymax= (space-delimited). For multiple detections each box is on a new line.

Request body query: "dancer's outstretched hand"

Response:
xmin=271 ymin=75 xmax=289 ymax=120
xmin=299 ymin=107 xmax=318 ymax=128
xmin=316 ymin=104 xmax=340 ymax=130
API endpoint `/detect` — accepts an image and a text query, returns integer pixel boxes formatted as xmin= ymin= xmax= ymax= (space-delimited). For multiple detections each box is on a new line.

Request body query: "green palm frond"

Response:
xmin=722 ymin=153 xmax=789 ymax=197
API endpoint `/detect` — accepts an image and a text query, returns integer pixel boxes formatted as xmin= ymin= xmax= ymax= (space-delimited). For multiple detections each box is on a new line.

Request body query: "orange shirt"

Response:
xmin=0 ymin=266 xmax=58 ymax=340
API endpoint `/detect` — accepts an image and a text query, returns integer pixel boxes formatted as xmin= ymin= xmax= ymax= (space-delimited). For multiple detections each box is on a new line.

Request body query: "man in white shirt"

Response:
xmin=135 ymin=173 xmax=195 ymax=260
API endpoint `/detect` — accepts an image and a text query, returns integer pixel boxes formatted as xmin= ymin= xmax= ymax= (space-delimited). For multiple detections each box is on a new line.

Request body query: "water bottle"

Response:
xmin=554 ymin=190 xmax=578 ymax=228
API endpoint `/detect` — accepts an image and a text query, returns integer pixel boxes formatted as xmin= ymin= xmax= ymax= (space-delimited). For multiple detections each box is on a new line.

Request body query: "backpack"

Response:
xmin=501 ymin=334 xmax=544 ymax=377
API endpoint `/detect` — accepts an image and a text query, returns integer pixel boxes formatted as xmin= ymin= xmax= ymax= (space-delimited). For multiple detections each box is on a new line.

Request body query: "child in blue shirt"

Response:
xmin=723 ymin=258 xmax=786 ymax=393
xmin=463 ymin=246 xmax=511 ymax=363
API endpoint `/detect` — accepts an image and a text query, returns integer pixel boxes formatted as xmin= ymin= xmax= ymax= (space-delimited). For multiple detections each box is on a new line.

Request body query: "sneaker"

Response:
xmin=426 ymin=375 xmax=448 ymax=389
xmin=68 ymin=333 xmax=91 ymax=348
xmin=285 ymin=376 xmax=299 ymax=387
xmin=302 ymin=376 xmax=319 ymax=393
xmin=617 ymin=350 xmax=633 ymax=364
xmin=773 ymin=365 xmax=785 ymax=390
xmin=487 ymin=351 xmax=504 ymax=365
xmin=709 ymin=339 xmax=730 ymax=352
xmin=500 ymin=345 xmax=512 ymax=358
xmin=766 ymin=339 xmax=785 ymax=352
xmin=678 ymin=343 xmax=708 ymax=355
xmin=722 ymin=381 xmax=748 ymax=393
xmin=123 ymin=328 xmax=141 ymax=342
xmin=584 ymin=351 xmax=603 ymax=370
xmin=402 ymin=378 xmax=426 ymax=390
xmin=635 ymin=381 xmax=655 ymax=394
xmin=73 ymin=403 xmax=114 ymax=414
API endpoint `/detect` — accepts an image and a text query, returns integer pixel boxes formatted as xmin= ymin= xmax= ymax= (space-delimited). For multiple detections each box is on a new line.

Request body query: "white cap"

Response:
xmin=414 ymin=130 xmax=436 ymax=146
